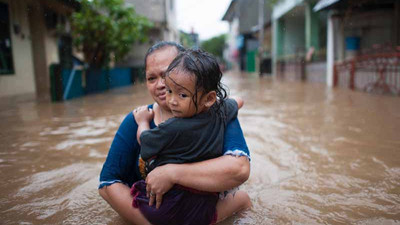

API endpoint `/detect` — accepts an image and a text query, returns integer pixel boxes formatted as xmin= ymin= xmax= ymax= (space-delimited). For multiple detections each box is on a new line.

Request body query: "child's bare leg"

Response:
xmin=215 ymin=190 xmax=252 ymax=223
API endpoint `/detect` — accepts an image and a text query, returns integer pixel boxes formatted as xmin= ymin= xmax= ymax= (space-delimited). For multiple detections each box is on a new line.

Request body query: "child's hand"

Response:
xmin=133 ymin=105 xmax=154 ymax=125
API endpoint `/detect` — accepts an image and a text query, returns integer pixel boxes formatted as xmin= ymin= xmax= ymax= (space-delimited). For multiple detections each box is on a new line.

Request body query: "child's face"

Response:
xmin=165 ymin=71 xmax=205 ymax=118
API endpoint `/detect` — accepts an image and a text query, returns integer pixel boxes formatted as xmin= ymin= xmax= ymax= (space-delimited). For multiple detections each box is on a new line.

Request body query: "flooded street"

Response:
xmin=1 ymin=71 xmax=400 ymax=224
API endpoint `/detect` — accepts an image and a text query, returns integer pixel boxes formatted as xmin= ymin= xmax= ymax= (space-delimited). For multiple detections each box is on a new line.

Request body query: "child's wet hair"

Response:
xmin=165 ymin=48 xmax=227 ymax=112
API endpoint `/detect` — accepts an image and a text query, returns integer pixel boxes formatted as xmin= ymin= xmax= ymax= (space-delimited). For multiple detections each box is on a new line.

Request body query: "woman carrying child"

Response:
xmin=132 ymin=49 xmax=249 ymax=225
xmin=99 ymin=42 xmax=251 ymax=224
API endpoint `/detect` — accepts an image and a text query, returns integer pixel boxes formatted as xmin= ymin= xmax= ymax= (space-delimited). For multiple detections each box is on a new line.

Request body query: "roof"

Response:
xmin=222 ymin=0 xmax=237 ymax=21
xmin=222 ymin=0 xmax=272 ymax=33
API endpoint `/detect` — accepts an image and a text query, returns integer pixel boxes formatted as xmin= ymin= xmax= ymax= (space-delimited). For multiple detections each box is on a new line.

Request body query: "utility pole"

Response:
xmin=258 ymin=0 xmax=264 ymax=75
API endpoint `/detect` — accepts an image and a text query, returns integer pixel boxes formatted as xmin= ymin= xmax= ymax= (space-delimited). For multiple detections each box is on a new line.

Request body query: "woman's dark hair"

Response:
xmin=144 ymin=41 xmax=186 ymax=72
xmin=165 ymin=48 xmax=227 ymax=112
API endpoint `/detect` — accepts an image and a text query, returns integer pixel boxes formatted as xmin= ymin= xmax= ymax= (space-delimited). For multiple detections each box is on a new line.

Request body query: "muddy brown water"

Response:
xmin=0 ymin=72 xmax=399 ymax=224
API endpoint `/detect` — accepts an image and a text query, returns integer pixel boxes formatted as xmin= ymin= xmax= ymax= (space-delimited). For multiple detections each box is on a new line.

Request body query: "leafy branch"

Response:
xmin=71 ymin=0 xmax=153 ymax=68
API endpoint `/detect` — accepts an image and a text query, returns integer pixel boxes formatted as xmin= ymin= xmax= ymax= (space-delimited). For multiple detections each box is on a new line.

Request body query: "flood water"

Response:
xmin=1 ymin=71 xmax=399 ymax=224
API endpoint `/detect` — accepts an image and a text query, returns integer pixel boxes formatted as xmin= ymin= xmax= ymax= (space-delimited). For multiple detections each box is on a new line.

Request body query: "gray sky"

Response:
xmin=176 ymin=0 xmax=231 ymax=41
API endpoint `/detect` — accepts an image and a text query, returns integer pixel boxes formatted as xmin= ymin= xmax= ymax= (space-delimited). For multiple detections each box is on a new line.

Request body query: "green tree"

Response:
xmin=71 ymin=0 xmax=152 ymax=68
xmin=180 ymin=31 xmax=196 ymax=49
xmin=201 ymin=34 xmax=226 ymax=60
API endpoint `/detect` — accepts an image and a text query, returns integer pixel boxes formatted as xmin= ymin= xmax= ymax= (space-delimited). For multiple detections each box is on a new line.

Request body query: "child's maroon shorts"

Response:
xmin=131 ymin=180 xmax=218 ymax=225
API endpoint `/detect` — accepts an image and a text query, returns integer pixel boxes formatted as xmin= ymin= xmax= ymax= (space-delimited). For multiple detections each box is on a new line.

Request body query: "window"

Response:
xmin=0 ymin=2 xmax=14 ymax=75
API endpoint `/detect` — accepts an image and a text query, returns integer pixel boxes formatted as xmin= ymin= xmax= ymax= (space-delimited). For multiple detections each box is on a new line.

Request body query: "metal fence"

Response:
xmin=334 ymin=52 xmax=400 ymax=95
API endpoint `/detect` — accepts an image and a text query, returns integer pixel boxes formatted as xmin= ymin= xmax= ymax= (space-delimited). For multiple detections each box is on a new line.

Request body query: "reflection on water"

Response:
xmin=1 ymin=72 xmax=399 ymax=224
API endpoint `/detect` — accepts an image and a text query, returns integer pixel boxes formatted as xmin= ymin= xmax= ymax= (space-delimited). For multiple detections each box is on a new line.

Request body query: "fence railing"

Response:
xmin=276 ymin=57 xmax=306 ymax=81
xmin=50 ymin=65 xmax=145 ymax=101
xmin=334 ymin=52 xmax=400 ymax=95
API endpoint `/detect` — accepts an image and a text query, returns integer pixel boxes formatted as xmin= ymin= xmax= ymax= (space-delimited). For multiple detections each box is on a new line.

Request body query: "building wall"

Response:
xmin=263 ymin=26 xmax=272 ymax=52
xmin=282 ymin=8 xmax=305 ymax=57
xmin=126 ymin=0 xmax=166 ymax=23
xmin=224 ymin=18 xmax=240 ymax=69
xmin=118 ymin=0 xmax=179 ymax=67
xmin=125 ymin=0 xmax=179 ymax=42
xmin=238 ymin=0 xmax=258 ymax=34
xmin=118 ymin=43 xmax=150 ymax=67
xmin=45 ymin=35 xmax=60 ymax=68
xmin=343 ymin=10 xmax=393 ymax=53
xmin=0 ymin=0 xmax=36 ymax=97
xmin=28 ymin=0 xmax=49 ymax=100
xmin=165 ymin=0 xmax=179 ymax=41
xmin=0 ymin=0 xmax=70 ymax=98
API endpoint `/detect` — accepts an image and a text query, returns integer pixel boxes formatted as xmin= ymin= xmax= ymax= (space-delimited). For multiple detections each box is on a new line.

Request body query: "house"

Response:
xmin=222 ymin=0 xmax=272 ymax=73
xmin=0 ymin=0 xmax=79 ymax=99
xmin=315 ymin=0 xmax=400 ymax=94
xmin=117 ymin=0 xmax=180 ymax=67
xmin=272 ymin=0 xmax=327 ymax=83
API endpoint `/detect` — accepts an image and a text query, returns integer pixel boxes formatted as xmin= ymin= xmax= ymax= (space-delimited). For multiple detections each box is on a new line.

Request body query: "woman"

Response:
xmin=99 ymin=42 xmax=251 ymax=224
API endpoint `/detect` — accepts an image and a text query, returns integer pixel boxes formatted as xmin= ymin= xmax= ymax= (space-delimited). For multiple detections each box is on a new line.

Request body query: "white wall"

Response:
xmin=0 ymin=0 xmax=36 ymax=97
xmin=126 ymin=0 xmax=166 ymax=23
xmin=165 ymin=0 xmax=179 ymax=42
xmin=223 ymin=18 xmax=239 ymax=68
xmin=0 ymin=0 xmax=66 ymax=98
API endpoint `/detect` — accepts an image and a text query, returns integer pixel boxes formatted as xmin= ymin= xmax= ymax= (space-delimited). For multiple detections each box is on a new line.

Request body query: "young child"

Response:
xmin=131 ymin=49 xmax=247 ymax=225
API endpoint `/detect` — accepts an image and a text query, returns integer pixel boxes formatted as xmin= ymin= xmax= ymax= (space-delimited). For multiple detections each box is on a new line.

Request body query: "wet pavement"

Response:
xmin=0 ymin=71 xmax=399 ymax=224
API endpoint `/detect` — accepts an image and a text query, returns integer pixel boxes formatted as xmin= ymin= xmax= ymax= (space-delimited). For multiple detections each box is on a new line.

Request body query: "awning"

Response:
xmin=272 ymin=0 xmax=304 ymax=20
xmin=222 ymin=0 xmax=237 ymax=21
xmin=313 ymin=0 xmax=342 ymax=12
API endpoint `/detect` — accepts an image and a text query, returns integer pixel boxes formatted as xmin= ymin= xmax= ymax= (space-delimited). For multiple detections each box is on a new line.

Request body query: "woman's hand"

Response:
xmin=145 ymin=164 xmax=177 ymax=209
xmin=133 ymin=105 xmax=154 ymax=125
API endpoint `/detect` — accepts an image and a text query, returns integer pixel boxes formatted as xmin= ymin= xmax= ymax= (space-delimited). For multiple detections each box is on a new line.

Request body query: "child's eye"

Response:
xmin=167 ymin=89 xmax=172 ymax=94
xmin=179 ymin=93 xmax=188 ymax=98
xmin=147 ymin=77 xmax=155 ymax=82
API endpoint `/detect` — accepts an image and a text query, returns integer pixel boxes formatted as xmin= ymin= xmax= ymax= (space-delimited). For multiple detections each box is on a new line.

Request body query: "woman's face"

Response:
xmin=145 ymin=47 xmax=178 ymax=109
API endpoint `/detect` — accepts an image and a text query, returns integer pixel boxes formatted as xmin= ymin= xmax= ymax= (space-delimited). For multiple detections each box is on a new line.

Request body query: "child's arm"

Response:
xmin=133 ymin=106 xmax=154 ymax=145
xmin=231 ymin=96 xmax=244 ymax=109
xmin=223 ymin=97 xmax=244 ymax=123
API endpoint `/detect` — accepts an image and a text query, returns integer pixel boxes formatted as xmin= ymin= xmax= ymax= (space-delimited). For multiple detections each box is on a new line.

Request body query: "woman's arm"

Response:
xmin=176 ymin=155 xmax=249 ymax=190
xmin=98 ymin=111 xmax=151 ymax=224
xmin=146 ymin=118 xmax=250 ymax=207
xmin=146 ymin=155 xmax=249 ymax=192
